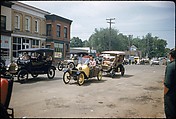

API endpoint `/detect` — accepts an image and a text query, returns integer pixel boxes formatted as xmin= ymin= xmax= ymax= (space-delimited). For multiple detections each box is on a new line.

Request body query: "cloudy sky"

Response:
xmin=20 ymin=1 xmax=175 ymax=49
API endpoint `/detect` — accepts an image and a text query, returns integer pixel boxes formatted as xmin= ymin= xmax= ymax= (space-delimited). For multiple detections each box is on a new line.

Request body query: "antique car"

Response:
xmin=57 ymin=51 xmax=88 ymax=71
xmin=63 ymin=57 xmax=103 ymax=86
xmin=15 ymin=48 xmax=56 ymax=82
xmin=101 ymin=51 xmax=125 ymax=78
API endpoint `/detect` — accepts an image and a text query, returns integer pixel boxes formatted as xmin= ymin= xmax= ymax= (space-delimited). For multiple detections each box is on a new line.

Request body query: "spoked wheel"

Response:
xmin=47 ymin=67 xmax=55 ymax=79
xmin=77 ymin=73 xmax=85 ymax=86
xmin=97 ymin=70 xmax=103 ymax=81
xmin=67 ymin=62 xmax=75 ymax=69
xmin=17 ymin=69 xmax=28 ymax=82
xmin=58 ymin=63 xmax=63 ymax=71
xmin=121 ymin=66 xmax=125 ymax=76
xmin=63 ymin=71 xmax=71 ymax=84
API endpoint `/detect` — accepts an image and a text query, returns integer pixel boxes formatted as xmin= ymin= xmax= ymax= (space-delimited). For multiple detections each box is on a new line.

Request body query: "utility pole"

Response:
xmin=106 ymin=18 xmax=115 ymax=50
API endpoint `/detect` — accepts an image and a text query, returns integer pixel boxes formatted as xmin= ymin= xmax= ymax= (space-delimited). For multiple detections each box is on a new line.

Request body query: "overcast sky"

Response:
xmin=20 ymin=1 xmax=175 ymax=49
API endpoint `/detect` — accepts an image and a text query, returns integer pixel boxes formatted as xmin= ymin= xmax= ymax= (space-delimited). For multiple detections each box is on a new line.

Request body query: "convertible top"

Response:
xmin=101 ymin=51 xmax=125 ymax=55
xmin=18 ymin=48 xmax=54 ymax=52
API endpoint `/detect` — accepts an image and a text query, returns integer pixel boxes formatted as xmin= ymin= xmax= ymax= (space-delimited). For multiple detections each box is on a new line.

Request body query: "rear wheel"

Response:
xmin=77 ymin=73 xmax=85 ymax=86
xmin=121 ymin=66 xmax=125 ymax=76
xmin=58 ymin=63 xmax=63 ymax=71
xmin=97 ymin=70 xmax=103 ymax=81
xmin=17 ymin=69 xmax=28 ymax=82
xmin=47 ymin=67 xmax=55 ymax=79
xmin=63 ymin=71 xmax=71 ymax=84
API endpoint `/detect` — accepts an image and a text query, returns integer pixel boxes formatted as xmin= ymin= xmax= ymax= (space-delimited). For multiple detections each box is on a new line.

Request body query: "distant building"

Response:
xmin=45 ymin=14 xmax=72 ymax=62
xmin=11 ymin=1 xmax=50 ymax=60
xmin=125 ymin=45 xmax=142 ymax=59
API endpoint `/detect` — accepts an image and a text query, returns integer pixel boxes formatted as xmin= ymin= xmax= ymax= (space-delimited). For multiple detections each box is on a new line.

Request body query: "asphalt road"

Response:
xmin=9 ymin=64 xmax=166 ymax=118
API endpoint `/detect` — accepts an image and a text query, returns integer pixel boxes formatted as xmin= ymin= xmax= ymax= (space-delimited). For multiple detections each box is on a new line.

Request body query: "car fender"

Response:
xmin=77 ymin=71 xmax=87 ymax=79
xmin=50 ymin=66 xmax=56 ymax=70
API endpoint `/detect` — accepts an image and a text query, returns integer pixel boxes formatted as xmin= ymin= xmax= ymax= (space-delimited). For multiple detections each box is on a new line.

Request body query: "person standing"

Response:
xmin=164 ymin=49 xmax=176 ymax=118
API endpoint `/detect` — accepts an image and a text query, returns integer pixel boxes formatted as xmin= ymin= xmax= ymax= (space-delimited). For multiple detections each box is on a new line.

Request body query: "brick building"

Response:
xmin=45 ymin=14 xmax=72 ymax=63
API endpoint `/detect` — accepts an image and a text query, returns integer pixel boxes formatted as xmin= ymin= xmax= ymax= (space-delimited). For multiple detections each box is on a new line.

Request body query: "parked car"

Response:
xmin=150 ymin=59 xmax=160 ymax=65
xmin=15 ymin=48 xmax=56 ymax=83
xmin=63 ymin=57 xmax=103 ymax=86
xmin=101 ymin=51 xmax=125 ymax=78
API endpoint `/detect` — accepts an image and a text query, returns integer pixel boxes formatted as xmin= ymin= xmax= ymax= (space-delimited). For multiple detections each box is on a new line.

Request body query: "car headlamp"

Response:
xmin=79 ymin=67 xmax=82 ymax=70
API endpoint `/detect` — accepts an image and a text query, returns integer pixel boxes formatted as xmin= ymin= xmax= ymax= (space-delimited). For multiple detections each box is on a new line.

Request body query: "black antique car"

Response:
xmin=16 ymin=48 xmax=56 ymax=82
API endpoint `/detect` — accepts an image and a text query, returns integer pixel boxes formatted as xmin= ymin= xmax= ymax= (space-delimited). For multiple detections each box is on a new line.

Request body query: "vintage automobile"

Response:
xmin=101 ymin=51 xmax=125 ymax=78
xmin=57 ymin=52 xmax=88 ymax=71
xmin=15 ymin=48 xmax=56 ymax=82
xmin=63 ymin=57 xmax=103 ymax=86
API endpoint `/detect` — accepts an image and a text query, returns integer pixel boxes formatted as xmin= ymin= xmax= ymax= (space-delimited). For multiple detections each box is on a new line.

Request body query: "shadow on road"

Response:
xmin=102 ymin=74 xmax=134 ymax=79
xmin=68 ymin=79 xmax=107 ymax=86
xmin=14 ymin=76 xmax=62 ymax=84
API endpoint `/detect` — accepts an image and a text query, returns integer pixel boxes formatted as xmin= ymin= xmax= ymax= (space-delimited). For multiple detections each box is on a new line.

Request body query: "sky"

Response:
xmin=20 ymin=1 xmax=175 ymax=49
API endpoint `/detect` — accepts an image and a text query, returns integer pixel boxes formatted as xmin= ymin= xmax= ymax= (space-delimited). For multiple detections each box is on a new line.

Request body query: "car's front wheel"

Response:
xmin=17 ymin=69 xmax=28 ymax=82
xmin=47 ymin=67 xmax=55 ymax=79
xmin=63 ymin=71 xmax=71 ymax=84
xmin=77 ymin=73 xmax=85 ymax=86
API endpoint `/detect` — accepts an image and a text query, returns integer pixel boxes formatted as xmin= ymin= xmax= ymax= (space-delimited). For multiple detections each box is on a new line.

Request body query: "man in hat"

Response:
xmin=164 ymin=49 xmax=176 ymax=118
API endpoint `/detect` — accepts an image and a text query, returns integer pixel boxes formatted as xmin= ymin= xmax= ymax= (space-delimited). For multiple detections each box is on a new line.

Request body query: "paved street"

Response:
xmin=10 ymin=65 xmax=166 ymax=118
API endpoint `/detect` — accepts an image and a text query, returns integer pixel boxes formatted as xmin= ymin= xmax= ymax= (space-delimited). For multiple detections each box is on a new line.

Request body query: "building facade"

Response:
xmin=11 ymin=1 xmax=50 ymax=60
xmin=45 ymin=14 xmax=72 ymax=62
xmin=1 ymin=1 xmax=13 ymax=65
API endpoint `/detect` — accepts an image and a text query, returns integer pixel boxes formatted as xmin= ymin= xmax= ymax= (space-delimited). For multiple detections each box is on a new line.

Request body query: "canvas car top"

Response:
xmin=18 ymin=48 xmax=53 ymax=52
xmin=101 ymin=51 xmax=125 ymax=55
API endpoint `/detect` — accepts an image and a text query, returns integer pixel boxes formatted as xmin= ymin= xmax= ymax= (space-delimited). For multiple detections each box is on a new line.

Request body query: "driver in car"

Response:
xmin=89 ymin=55 xmax=96 ymax=76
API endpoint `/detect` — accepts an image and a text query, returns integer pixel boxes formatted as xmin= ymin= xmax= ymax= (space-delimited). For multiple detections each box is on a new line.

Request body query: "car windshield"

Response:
xmin=78 ymin=58 xmax=89 ymax=65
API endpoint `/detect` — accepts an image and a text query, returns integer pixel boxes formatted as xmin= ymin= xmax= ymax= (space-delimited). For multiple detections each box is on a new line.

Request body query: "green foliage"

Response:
xmin=70 ymin=37 xmax=83 ymax=47
xmin=71 ymin=28 xmax=168 ymax=58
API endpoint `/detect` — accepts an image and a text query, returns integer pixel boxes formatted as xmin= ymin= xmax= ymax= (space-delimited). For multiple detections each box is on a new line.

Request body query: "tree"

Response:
xmin=70 ymin=37 xmax=83 ymax=47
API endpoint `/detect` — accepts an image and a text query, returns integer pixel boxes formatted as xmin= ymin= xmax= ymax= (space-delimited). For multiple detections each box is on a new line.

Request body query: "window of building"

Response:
xmin=15 ymin=15 xmax=20 ymax=29
xmin=64 ymin=27 xmax=68 ymax=38
xmin=54 ymin=43 xmax=63 ymax=58
xmin=32 ymin=39 xmax=40 ymax=48
xmin=12 ymin=37 xmax=22 ymax=58
xmin=56 ymin=24 xmax=61 ymax=37
xmin=46 ymin=24 xmax=52 ymax=36
xmin=35 ymin=20 xmax=39 ymax=32
xmin=1 ymin=15 xmax=6 ymax=30
xmin=25 ymin=17 xmax=31 ymax=31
